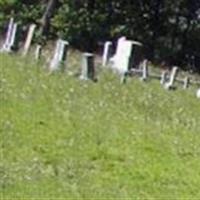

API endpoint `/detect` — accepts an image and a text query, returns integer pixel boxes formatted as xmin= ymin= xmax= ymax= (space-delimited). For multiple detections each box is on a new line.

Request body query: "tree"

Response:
xmin=39 ymin=0 xmax=58 ymax=37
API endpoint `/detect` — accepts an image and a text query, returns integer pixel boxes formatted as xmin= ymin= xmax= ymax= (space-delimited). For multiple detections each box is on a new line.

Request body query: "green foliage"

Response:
xmin=1 ymin=53 xmax=200 ymax=199
xmin=0 ymin=0 xmax=17 ymax=6
xmin=0 ymin=0 xmax=43 ymax=26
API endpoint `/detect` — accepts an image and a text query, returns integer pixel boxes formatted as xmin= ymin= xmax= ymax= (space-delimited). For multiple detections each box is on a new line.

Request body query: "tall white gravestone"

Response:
xmin=110 ymin=37 xmax=142 ymax=74
xmin=2 ymin=18 xmax=14 ymax=50
xmin=9 ymin=23 xmax=18 ymax=49
xmin=1 ymin=18 xmax=18 ymax=52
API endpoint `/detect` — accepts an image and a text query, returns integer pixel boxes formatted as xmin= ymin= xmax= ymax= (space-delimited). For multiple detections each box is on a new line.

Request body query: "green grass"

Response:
xmin=0 ymin=53 xmax=200 ymax=200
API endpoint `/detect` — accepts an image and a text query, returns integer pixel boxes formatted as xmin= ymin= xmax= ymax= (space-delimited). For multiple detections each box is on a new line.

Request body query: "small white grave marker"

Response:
xmin=35 ymin=44 xmax=42 ymax=60
xmin=49 ymin=39 xmax=69 ymax=71
xmin=102 ymin=41 xmax=112 ymax=66
xmin=164 ymin=66 xmax=178 ymax=90
xmin=23 ymin=24 xmax=36 ymax=56
xmin=141 ymin=59 xmax=148 ymax=81
xmin=160 ymin=71 xmax=168 ymax=85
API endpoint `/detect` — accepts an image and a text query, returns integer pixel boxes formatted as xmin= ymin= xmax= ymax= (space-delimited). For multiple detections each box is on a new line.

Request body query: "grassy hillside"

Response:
xmin=1 ymin=53 xmax=200 ymax=199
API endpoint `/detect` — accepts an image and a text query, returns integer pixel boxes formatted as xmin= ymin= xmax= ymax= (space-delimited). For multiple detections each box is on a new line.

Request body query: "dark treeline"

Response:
xmin=0 ymin=0 xmax=200 ymax=72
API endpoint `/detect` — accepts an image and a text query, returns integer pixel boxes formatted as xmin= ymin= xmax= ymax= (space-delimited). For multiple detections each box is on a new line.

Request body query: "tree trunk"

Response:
xmin=40 ymin=0 xmax=58 ymax=37
xmin=149 ymin=0 xmax=163 ymax=60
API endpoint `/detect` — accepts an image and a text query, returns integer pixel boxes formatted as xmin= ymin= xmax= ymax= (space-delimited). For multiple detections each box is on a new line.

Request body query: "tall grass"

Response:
xmin=1 ymin=53 xmax=200 ymax=199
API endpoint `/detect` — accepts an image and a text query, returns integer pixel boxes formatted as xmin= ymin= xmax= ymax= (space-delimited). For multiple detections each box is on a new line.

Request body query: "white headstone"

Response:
xmin=10 ymin=23 xmax=17 ymax=43
xmin=115 ymin=40 xmax=133 ymax=73
xmin=164 ymin=66 xmax=178 ymax=89
xmin=49 ymin=39 xmax=69 ymax=71
xmin=102 ymin=41 xmax=112 ymax=66
xmin=115 ymin=37 xmax=127 ymax=57
xmin=50 ymin=39 xmax=62 ymax=69
xmin=35 ymin=44 xmax=42 ymax=60
xmin=23 ymin=24 xmax=36 ymax=56
xmin=110 ymin=37 xmax=126 ymax=63
xmin=110 ymin=37 xmax=142 ymax=74
xmin=141 ymin=59 xmax=148 ymax=81
xmin=1 ymin=19 xmax=18 ymax=52
xmin=57 ymin=40 xmax=68 ymax=62
xmin=3 ymin=18 xmax=14 ymax=50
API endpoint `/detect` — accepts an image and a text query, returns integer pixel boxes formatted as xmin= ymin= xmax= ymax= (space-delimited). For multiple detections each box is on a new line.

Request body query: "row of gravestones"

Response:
xmin=103 ymin=36 xmax=200 ymax=98
xmin=103 ymin=37 xmax=183 ymax=90
xmin=1 ymin=18 xmax=200 ymax=98
xmin=0 ymin=19 xmax=96 ymax=80
xmin=0 ymin=18 xmax=36 ymax=55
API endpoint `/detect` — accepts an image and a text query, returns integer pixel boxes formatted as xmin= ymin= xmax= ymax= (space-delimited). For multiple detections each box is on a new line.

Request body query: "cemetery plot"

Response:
xmin=104 ymin=38 xmax=199 ymax=91
xmin=0 ymin=18 xmax=199 ymax=97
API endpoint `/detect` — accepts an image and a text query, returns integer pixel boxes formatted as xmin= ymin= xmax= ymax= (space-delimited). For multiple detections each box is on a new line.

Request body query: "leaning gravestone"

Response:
xmin=9 ymin=23 xmax=18 ymax=49
xmin=7 ymin=22 xmax=18 ymax=51
xmin=164 ymin=66 xmax=179 ymax=90
xmin=22 ymin=24 xmax=36 ymax=56
xmin=2 ymin=18 xmax=14 ymax=51
xmin=80 ymin=53 xmax=96 ymax=81
xmin=1 ymin=18 xmax=19 ymax=52
xmin=49 ymin=39 xmax=69 ymax=71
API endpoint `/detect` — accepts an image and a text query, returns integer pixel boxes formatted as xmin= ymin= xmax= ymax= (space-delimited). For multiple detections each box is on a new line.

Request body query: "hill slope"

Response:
xmin=1 ymin=53 xmax=200 ymax=199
